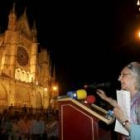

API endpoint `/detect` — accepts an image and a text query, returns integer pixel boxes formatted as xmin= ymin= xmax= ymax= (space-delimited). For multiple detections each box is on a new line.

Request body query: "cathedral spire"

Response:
xmin=12 ymin=2 xmax=16 ymax=14
xmin=8 ymin=2 xmax=17 ymax=31
xmin=16 ymin=6 xmax=31 ymax=37
xmin=23 ymin=7 xmax=27 ymax=17
xmin=31 ymin=20 xmax=37 ymax=42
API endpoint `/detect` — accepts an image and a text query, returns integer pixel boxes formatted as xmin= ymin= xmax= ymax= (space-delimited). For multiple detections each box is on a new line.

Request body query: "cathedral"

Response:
xmin=0 ymin=3 xmax=58 ymax=112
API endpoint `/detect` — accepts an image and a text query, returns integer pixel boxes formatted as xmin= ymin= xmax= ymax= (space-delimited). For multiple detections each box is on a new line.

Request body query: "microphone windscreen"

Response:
xmin=67 ymin=91 xmax=76 ymax=98
xmin=76 ymin=89 xmax=87 ymax=100
xmin=86 ymin=95 xmax=96 ymax=104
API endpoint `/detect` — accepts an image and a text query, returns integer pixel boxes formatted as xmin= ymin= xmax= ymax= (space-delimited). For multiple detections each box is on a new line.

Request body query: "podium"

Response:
xmin=57 ymin=97 xmax=114 ymax=140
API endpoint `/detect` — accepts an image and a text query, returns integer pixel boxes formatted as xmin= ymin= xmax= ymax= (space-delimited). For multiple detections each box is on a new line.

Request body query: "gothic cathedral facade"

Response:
xmin=0 ymin=4 xmax=58 ymax=111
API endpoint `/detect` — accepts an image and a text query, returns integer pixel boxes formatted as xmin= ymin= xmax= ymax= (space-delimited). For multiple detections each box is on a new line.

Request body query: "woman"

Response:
xmin=96 ymin=62 xmax=140 ymax=140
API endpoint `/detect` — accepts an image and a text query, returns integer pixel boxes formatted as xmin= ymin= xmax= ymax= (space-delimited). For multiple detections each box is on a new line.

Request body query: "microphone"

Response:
xmin=54 ymin=89 xmax=87 ymax=100
xmin=67 ymin=89 xmax=87 ymax=100
xmin=85 ymin=95 xmax=115 ymax=122
xmin=84 ymin=82 xmax=111 ymax=89
xmin=85 ymin=95 xmax=96 ymax=104
xmin=83 ymin=95 xmax=96 ymax=107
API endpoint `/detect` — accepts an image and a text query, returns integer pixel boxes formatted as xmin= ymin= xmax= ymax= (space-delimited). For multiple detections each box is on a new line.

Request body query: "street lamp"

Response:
xmin=50 ymin=84 xmax=59 ymax=109
xmin=52 ymin=85 xmax=58 ymax=91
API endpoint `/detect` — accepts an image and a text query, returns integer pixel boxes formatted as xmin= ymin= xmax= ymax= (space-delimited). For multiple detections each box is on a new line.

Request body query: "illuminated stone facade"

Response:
xmin=0 ymin=4 xmax=58 ymax=111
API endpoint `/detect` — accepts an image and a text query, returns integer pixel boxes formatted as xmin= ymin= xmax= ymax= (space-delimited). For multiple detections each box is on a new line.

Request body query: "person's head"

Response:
xmin=118 ymin=62 xmax=140 ymax=95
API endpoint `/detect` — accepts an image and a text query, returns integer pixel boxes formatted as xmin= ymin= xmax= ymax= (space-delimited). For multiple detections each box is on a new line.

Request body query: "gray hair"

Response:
xmin=127 ymin=62 xmax=140 ymax=91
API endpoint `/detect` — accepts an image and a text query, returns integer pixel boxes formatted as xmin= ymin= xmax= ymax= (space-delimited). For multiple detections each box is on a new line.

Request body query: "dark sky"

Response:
xmin=0 ymin=0 xmax=140 ymax=95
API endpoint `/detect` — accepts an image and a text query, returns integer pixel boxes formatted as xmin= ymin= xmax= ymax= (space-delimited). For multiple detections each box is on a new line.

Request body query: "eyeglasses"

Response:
xmin=119 ymin=73 xmax=131 ymax=78
xmin=127 ymin=63 xmax=133 ymax=69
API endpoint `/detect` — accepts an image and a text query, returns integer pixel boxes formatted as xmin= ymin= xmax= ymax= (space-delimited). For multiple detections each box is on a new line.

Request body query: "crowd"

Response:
xmin=0 ymin=106 xmax=59 ymax=140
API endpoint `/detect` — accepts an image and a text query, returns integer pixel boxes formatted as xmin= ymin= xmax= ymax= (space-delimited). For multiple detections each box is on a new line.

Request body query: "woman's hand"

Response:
xmin=96 ymin=89 xmax=117 ymax=107
xmin=113 ymin=105 xmax=126 ymax=123
xmin=113 ymin=105 xmax=131 ymax=131
xmin=96 ymin=89 xmax=107 ymax=100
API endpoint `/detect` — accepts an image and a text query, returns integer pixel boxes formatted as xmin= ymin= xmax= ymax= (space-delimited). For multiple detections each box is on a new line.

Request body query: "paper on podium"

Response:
xmin=114 ymin=90 xmax=131 ymax=136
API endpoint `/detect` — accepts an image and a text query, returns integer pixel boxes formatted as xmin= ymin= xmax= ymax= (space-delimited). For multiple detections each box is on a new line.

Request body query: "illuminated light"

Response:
xmin=73 ymin=93 xmax=77 ymax=99
xmin=137 ymin=0 xmax=140 ymax=6
xmin=44 ymin=88 xmax=48 ymax=92
xmin=138 ymin=31 xmax=140 ymax=38
xmin=36 ymin=81 xmax=38 ymax=85
xmin=52 ymin=86 xmax=58 ymax=91
xmin=135 ymin=29 xmax=140 ymax=40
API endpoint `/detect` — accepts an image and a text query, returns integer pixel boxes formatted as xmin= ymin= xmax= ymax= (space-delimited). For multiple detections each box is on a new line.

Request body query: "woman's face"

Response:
xmin=118 ymin=67 xmax=136 ymax=92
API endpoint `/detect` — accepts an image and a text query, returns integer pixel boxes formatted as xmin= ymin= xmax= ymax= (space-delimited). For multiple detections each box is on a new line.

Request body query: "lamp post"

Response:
xmin=43 ymin=87 xmax=49 ymax=109
xmin=50 ymin=84 xmax=59 ymax=109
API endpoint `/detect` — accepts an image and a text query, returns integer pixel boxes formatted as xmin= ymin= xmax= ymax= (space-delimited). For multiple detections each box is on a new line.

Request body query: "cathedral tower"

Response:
xmin=0 ymin=3 xmax=58 ymax=111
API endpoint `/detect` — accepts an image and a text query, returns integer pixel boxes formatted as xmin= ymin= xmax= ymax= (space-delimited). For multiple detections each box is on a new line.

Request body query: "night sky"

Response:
xmin=0 ymin=0 xmax=140 ymax=95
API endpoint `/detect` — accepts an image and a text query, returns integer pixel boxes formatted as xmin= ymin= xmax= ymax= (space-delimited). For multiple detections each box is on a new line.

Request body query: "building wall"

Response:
xmin=0 ymin=3 xmax=58 ymax=112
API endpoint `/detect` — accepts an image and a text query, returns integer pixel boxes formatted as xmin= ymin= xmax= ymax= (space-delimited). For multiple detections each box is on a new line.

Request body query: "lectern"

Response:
xmin=57 ymin=97 xmax=114 ymax=140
